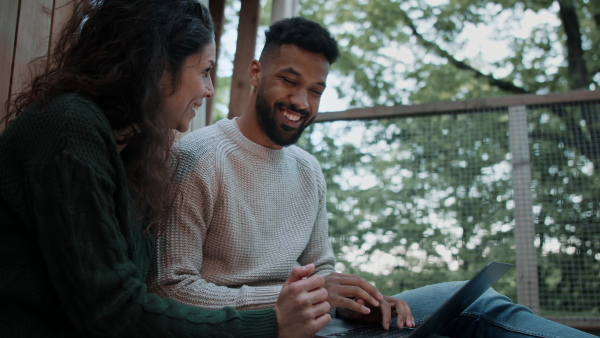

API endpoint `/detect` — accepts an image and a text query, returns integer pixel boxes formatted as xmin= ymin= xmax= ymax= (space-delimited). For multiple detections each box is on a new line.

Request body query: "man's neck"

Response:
xmin=235 ymin=111 xmax=282 ymax=149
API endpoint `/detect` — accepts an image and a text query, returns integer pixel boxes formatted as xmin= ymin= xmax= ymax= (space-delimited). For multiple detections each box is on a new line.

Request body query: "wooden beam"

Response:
xmin=206 ymin=0 xmax=226 ymax=126
xmin=228 ymin=0 xmax=260 ymax=119
xmin=0 ymin=0 xmax=20 ymax=127
xmin=315 ymin=90 xmax=600 ymax=122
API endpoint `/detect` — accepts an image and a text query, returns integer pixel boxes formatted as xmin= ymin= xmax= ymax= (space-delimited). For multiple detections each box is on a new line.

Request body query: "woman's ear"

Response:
xmin=248 ymin=59 xmax=262 ymax=87
xmin=159 ymin=70 xmax=173 ymax=96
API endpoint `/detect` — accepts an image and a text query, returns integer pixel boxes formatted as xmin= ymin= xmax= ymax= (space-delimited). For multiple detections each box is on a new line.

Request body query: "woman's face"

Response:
xmin=161 ymin=40 xmax=216 ymax=132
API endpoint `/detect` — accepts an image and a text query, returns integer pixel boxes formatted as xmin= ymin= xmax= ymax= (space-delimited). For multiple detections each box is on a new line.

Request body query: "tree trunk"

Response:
xmin=557 ymin=0 xmax=589 ymax=90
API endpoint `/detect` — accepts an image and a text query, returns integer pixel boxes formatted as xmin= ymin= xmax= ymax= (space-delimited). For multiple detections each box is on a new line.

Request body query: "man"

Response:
xmin=148 ymin=16 xmax=412 ymax=330
xmin=148 ymin=17 xmax=596 ymax=337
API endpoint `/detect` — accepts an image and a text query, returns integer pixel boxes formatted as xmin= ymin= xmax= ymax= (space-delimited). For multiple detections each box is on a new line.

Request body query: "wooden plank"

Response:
xmin=227 ymin=0 xmax=260 ymax=119
xmin=49 ymin=0 xmax=75 ymax=56
xmin=509 ymin=105 xmax=540 ymax=314
xmin=315 ymin=90 xmax=600 ymax=122
xmin=0 ymin=0 xmax=20 ymax=126
xmin=11 ymin=0 xmax=54 ymax=101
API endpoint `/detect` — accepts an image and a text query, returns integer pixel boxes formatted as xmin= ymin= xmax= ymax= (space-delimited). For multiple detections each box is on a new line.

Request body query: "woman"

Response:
xmin=0 ymin=0 xmax=330 ymax=337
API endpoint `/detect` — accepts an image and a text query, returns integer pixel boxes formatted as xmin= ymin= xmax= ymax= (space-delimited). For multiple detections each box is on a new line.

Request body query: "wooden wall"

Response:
xmin=0 ymin=0 xmax=74 ymax=129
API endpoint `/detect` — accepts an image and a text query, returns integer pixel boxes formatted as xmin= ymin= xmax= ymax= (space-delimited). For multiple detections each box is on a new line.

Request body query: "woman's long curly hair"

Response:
xmin=3 ymin=0 xmax=214 ymax=235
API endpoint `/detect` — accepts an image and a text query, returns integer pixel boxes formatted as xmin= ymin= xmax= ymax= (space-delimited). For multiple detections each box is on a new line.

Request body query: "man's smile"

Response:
xmin=282 ymin=109 xmax=302 ymax=122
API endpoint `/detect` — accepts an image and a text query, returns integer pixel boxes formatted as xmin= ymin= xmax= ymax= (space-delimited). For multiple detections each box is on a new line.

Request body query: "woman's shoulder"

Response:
xmin=15 ymin=92 xmax=108 ymax=134
xmin=48 ymin=92 xmax=108 ymax=129
xmin=6 ymin=92 xmax=117 ymax=169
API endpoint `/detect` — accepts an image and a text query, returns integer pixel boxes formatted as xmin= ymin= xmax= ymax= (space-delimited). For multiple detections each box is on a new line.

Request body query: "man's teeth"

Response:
xmin=192 ymin=105 xmax=201 ymax=111
xmin=283 ymin=110 xmax=301 ymax=121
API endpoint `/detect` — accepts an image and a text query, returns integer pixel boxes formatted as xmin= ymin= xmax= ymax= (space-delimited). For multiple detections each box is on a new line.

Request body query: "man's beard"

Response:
xmin=255 ymin=92 xmax=315 ymax=147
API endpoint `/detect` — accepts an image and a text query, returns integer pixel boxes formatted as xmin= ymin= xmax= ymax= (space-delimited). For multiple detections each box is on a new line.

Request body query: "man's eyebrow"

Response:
xmin=279 ymin=67 xmax=326 ymax=88
xmin=279 ymin=67 xmax=301 ymax=77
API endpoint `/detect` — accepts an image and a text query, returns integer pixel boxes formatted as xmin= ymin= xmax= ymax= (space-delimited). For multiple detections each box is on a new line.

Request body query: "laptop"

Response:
xmin=315 ymin=261 xmax=513 ymax=338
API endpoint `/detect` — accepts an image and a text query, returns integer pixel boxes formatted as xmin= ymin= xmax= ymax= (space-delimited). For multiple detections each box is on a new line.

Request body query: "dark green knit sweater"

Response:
xmin=0 ymin=93 xmax=277 ymax=337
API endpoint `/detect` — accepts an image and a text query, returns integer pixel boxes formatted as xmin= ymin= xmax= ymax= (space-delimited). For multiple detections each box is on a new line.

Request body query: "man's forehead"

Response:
xmin=270 ymin=46 xmax=329 ymax=80
xmin=276 ymin=66 xmax=327 ymax=87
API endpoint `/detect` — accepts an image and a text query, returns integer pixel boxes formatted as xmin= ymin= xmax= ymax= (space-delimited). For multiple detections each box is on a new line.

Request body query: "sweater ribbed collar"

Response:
xmin=217 ymin=118 xmax=288 ymax=162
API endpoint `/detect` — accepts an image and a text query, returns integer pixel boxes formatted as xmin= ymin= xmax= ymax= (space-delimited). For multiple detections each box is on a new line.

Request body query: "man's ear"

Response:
xmin=248 ymin=59 xmax=262 ymax=87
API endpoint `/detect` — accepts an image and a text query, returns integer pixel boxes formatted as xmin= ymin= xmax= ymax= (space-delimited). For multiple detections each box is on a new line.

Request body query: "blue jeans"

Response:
xmin=392 ymin=281 xmax=596 ymax=338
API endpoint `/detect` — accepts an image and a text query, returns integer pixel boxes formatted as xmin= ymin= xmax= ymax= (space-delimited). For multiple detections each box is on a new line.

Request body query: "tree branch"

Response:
xmin=399 ymin=10 xmax=530 ymax=95
xmin=557 ymin=0 xmax=589 ymax=89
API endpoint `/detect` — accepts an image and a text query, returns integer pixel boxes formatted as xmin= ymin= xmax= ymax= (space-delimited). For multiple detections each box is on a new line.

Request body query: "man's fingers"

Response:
xmin=342 ymin=275 xmax=382 ymax=300
xmin=334 ymin=295 xmax=372 ymax=314
xmin=325 ymin=273 xmax=383 ymax=307
xmin=284 ymin=264 xmax=316 ymax=286
xmin=393 ymin=299 xmax=415 ymax=328
xmin=377 ymin=296 xmax=414 ymax=329
xmin=335 ymin=285 xmax=380 ymax=308
xmin=379 ymin=299 xmax=392 ymax=330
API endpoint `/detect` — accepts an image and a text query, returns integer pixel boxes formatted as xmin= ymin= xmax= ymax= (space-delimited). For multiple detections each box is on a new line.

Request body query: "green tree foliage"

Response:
xmin=295 ymin=0 xmax=600 ymax=316
xmin=300 ymin=0 xmax=599 ymax=105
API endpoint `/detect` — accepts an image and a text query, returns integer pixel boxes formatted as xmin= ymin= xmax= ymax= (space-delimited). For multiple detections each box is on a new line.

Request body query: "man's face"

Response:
xmin=254 ymin=44 xmax=330 ymax=147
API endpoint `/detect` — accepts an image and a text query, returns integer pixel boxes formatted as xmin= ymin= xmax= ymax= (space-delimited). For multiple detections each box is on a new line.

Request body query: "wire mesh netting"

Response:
xmin=527 ymin=101 xmax=600 ymax=318
xmin=297 ymin=99 xmax=600 ymax=321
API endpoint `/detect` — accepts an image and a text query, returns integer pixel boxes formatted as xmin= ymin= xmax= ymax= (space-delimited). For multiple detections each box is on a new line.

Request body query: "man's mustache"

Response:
xmin=275 ymin=102 xmax=310 ymax=117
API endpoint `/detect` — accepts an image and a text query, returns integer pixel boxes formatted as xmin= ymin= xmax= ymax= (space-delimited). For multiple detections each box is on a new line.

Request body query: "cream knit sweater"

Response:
xmin=147 ymin=118 xmax=336 ymax=310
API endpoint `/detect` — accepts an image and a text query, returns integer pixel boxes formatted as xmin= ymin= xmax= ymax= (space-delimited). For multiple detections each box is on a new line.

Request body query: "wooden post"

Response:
xmin=206 ymin=0 xmax=226 ymax=126
xmin=509 ymin=104 xmax=541 ymax=314
xmin=227 ymin=0 xmax=260 ymax=119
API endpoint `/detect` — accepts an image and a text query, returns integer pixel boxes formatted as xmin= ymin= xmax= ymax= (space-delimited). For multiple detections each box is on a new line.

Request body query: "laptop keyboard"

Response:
xmin=325 ymin=326 xmax=416 ymax=337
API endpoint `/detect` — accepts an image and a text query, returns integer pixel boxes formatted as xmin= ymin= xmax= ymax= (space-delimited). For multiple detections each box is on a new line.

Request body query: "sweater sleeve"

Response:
xmin=27 ymin=150 xmax=277 ymax=337
xmin=298 ymin=162 xmax=336 ymax=278
xmin=148 ymin=158 xmax=284 ymax=310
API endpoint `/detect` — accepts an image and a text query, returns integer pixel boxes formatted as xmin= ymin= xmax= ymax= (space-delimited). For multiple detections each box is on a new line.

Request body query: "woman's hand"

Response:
xmin=275 ymin=264 xmax=331 ymax=338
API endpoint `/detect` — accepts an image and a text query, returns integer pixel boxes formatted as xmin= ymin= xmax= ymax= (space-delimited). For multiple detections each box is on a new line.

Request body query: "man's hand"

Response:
xmin=337 ymin=296 xmax=414 ymax=330
xmin=323 ymin=273 xmax=383 ymax=313
xmin=275 ymin=264 xmax=331 ymax=338
xmin=324 ymin=273 xmax=414 ymax=330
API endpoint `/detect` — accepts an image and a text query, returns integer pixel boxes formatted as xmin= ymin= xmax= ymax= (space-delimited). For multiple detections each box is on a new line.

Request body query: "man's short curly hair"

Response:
xmin=259 ymin=17 xmax=339 ymax=64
